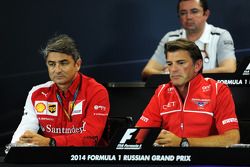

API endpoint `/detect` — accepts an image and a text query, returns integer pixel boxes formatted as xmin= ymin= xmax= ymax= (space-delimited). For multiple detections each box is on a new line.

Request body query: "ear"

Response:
xmin=194 ymin=59 xmax=203 ymax=73
xmin=204 ymin=9 xmax=210 ymax=19
xmin=75 ymin=59 xmax=82 ymax=71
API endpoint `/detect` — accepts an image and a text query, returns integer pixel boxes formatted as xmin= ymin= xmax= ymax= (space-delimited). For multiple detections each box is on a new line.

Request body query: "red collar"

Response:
xmin=55 ymin=73 xmax=81 ymax=97
xmin=189 ymin=73 xmax=203 ymax=86
xmin=169 ymin=73 xmax=204 ymax=88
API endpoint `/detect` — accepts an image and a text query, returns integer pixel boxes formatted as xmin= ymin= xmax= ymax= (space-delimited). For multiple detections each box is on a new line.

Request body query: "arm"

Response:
xmin=203 ymin=30 xmax=236 ymax=73
xmin=141 ymin=33 xmax=170 ymax=81
xmin=11 ymin=88 xmax=40 ymax=144
xmin=136 ymin=87 xmax=163 ymax=127
xmin=141 ymin=59 xmax=167 ymax=81
xmin=18 ymin=130 xmax=50 ymax=146
xmin=155 ymin=129 xmax=239 ymax=147
xmin=188 ymin=129 xmax=239 ymax=147
xmin=203 ymin=58 xmax=236 ymax=73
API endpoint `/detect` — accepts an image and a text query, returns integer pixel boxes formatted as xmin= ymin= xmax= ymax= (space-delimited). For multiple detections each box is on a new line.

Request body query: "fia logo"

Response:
xmin=119 ymin=129 xmax=137 ymax=143
xmin=116 ymin=128 xmax=142 ymax=150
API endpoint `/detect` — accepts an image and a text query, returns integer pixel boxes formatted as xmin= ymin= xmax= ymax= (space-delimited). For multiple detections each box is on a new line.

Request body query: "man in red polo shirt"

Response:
xmin=11 ymin=34 xmax=110 ymax=146
xmin=136 ymin=39 xmax=239 ymax=147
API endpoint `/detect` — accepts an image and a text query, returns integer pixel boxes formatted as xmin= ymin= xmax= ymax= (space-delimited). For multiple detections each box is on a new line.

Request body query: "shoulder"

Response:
xmin=161 ymin=29 xmax=183 ymax=41
xmin=29 ymin=81 xmax=54 ymax=95
xmin=208 ymin=24 xmax=231 ymax=36
xmin=155 ymin=83 xmax=171 ymax=97
xmin=203 ymin=77 xmax=230 ymax=94
xmin=167 ymin=29 xmax=183 ymax=38
xmin=165 ymin=29 xmax=183 ymax=37
xmin=81 ymin=74 xmax=107 ymax=92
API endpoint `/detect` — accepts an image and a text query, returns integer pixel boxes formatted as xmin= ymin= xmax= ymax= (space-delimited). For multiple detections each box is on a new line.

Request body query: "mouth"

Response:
xmin=185 ymin=20 xmax=194 ymax=25
xmin=171 ymin=75 xmax=182 ymax=80
xmin=54 ymin=75 xmax=65 ymax=80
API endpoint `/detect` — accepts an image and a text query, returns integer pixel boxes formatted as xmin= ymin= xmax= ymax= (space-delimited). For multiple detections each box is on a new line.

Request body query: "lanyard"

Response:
xmin=200 ymin=43 xmax=209 ymax=63
xmin=56 ymin=77 xmax=82 ymax=121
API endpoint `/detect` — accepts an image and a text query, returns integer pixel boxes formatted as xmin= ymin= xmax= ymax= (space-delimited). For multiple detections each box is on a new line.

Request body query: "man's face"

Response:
xmin=46 ymin=52 xmax=81 ymax=88
xmin=166 ymin=50 xmax=201 ymax=88
xmin=178 ymin=0 xmax=209 ymax=33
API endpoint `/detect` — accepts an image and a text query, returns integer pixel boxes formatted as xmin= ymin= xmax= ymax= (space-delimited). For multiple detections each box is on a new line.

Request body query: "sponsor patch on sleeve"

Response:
xmin=222 ymin=118 xmax=238 ymax=125
xmin=223 ymin=40 xmax=233 ymax=46
xmin=140 ymin=116 xmax=149 ymax=123
xmin=93 ymin=104 xmax=108 ymax=116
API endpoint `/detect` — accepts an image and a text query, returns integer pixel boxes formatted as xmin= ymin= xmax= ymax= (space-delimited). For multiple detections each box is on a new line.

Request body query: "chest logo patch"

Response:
xmin=192 ymin=98 xmax=210 ymax=109
xmin=48 ymin=104 xmax=56 ymax=113
xmin=34 ymin=101 xmax=58 ymax=116
xmin=47 ymin=102 xmax=58 ymax=116
xmin=35 ymin=102 xmax=46 ymax=113
xmin=195 ymin=101 xmax=208 ymax=107
xmin=163 ymin=101 xmax=176 ymax=109
xmin=202 ymin=85 xmax=211 ymax=92
xmin=71 ymin=100 xmax=83 ymax=115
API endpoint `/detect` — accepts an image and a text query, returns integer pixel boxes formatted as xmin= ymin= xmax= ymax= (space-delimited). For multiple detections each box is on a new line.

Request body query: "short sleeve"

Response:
xmin=217 ymin=30 xmax=236 ymax=64
xmin=151 ymin=33 xmax=170 ymax=66
xmin=136 ymin=89 xmax=162 ymax=127
xmin=213 ymin=84 xmax=239 ymax=134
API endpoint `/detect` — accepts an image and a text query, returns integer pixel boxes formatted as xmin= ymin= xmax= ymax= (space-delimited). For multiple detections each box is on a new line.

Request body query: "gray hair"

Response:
xmin=41 ymin=34 xmax=81 ymax=62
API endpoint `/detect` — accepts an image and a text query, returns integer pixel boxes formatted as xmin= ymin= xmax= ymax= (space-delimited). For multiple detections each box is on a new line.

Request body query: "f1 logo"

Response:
xmin=116 ymin=128 xmax=142 ymax=150
xmin=119 ymin=128 xmax=137 ymax=143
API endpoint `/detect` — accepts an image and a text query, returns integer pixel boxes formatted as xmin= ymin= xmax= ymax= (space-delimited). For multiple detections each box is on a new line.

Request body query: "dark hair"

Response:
xmin=41 ymin=34 xmax=81 ymax=62
xmin=164 ymin=39 xmax=203 ymax=73
xmin=177 ymin=0 xmax=209 ymax=15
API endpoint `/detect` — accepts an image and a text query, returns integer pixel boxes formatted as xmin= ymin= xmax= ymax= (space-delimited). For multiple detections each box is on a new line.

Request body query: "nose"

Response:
xmin=169 ymin=63 xmax=178 ymax=73
xmin=186 ymin=12 xmax=193 ymax=19
xmin=54 ymin=64 xmax=62 ymax=73
xmin=169 ymin=63 xmax=177 ymax=71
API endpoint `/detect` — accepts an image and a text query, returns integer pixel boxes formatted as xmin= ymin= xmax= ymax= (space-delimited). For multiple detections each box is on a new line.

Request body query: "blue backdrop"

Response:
xmin=0 ymin=0 xmax=250 ymax=82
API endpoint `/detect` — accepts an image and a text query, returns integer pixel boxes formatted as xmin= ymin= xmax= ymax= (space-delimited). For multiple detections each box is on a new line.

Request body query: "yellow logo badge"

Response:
xmin=35 ymin=103 xmax=46 ymax=113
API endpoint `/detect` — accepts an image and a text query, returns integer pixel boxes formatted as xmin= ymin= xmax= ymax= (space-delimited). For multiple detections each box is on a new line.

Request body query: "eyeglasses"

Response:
xmin=179 ymin=9 xmax=203 ymax=17
xmin=200 ymin=43 xmax=209 ymax=63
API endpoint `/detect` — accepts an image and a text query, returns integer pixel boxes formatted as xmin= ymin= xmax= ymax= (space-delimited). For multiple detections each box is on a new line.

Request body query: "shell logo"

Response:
xmin=35 ymin=103 xmax=46 ymax=113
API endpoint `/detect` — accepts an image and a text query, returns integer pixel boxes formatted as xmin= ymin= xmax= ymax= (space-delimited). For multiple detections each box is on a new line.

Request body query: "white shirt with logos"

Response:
xmin=151 ymin=23 xmax=236 ymax=71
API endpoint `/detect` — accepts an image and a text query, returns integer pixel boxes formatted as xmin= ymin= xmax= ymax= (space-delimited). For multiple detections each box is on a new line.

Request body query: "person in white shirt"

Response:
xmin=142 ymin=0 xmax=236 ymax=81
